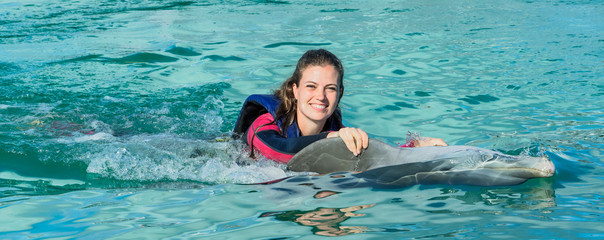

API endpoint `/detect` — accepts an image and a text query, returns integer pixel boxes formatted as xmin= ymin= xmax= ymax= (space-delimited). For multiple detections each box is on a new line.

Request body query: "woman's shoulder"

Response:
xmin=255 ymin=112 xmax=275 ymax=123
xmin=250 ymin=113 xmax=279 ymax=132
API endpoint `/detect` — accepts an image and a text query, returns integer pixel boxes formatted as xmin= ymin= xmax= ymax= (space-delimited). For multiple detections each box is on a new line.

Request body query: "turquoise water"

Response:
xmin=1 ymin=0 xmax=603 ymax=238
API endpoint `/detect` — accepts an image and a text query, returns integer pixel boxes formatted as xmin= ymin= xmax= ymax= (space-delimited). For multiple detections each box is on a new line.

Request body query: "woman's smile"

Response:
xmin=310 ymin=103 xmax=327 ymax=111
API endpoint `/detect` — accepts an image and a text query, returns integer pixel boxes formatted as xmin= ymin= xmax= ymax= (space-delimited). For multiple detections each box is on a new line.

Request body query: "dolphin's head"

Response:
xmin=404 ymin=147 xmax=557 ymax=186
xmin=432 ymin=147 xmax=556 ymax=179
xmin=479 ymin=154 xmax=556 ymax=178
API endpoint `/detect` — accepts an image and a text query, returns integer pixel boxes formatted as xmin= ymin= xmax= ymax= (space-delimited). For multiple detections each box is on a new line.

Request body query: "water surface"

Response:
xmin=1 ymin=0 xmax=603 ymax=238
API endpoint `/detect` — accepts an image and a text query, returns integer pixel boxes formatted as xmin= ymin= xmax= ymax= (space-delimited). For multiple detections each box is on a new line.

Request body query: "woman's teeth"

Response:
xmin=311 ymin=104 xmax=326 ymax=109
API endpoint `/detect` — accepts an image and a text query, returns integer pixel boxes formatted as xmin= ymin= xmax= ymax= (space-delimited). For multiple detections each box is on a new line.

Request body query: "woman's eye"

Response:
xmin=327 ymin=87 xmax=337 ymax=91
xmin=306 ymin=85 xmax=316 ymax=89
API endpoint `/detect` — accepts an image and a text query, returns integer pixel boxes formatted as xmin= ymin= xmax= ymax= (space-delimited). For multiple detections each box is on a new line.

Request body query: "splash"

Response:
xmin=83 ymin=134 xmax=288 ymax=184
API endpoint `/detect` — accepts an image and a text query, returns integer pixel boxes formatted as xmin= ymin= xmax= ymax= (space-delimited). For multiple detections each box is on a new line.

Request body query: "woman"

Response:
xmin=233 ymin=49 xmax=445 ymax=163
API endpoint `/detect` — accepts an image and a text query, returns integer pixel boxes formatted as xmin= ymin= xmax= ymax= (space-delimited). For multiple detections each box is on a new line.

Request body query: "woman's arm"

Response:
xmin=247 ymin=113 xmax=331 ymax=162
xmin=254 ymin=130 xmax=329 ymax=154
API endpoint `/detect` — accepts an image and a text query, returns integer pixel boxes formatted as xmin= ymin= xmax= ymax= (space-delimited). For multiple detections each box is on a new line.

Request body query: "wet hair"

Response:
xmin=273 ymin=49 xmax=344 ymax=137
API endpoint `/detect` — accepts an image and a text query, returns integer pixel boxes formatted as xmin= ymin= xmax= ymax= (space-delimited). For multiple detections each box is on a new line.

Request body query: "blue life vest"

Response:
xmin=233 ymin=94 xmax=343 ymax=139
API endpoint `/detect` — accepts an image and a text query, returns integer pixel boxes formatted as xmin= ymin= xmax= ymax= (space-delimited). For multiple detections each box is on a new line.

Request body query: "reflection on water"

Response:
xmin=259 ymin=188 xmax=374 ymax=237
xmin=428 ymin=178 xmax=556 ymax=212
xmin=261 ymin=203 xmax=375 ymax=237
xmin=270 ymin=172 xmax=556 ymax=212
xmin=255 ymin=175 xmax=555 ymax=236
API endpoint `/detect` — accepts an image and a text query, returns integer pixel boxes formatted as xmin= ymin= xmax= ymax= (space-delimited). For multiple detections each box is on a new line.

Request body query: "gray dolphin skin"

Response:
xmin=287 ymin=138 xmax=556 ymax=187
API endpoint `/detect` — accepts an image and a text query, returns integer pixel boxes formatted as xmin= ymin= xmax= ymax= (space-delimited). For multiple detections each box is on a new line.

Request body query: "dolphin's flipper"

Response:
xmin=355 ymin=165 xmax=529 ymax=187
xmin=287 ymin=138 xmax=555 ymax=187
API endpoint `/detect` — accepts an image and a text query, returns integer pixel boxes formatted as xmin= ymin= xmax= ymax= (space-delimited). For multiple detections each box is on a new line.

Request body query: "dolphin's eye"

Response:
xmin=484 ymin=155 xmax=497 ymax=162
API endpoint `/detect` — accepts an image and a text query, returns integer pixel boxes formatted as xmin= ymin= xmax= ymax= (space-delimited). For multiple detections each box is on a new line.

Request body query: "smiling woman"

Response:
xmin=233 ymin=49 xmax=360 ymax=162
xmin=233 ymin=49 xmax=445 ymax=163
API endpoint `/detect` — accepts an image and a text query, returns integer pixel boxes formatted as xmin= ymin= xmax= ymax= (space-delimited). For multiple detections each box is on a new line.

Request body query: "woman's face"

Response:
xmin=293 ymin=64 xmax=340 ymax=127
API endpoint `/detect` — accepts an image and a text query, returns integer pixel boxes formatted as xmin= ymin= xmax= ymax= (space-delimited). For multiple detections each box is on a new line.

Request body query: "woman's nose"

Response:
xmin=314 ymin=88 xmax=326 ymax=100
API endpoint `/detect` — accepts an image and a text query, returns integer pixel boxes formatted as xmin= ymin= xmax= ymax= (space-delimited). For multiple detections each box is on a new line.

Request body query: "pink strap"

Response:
xmin=246 ymin=113 xmax=294 ymax=163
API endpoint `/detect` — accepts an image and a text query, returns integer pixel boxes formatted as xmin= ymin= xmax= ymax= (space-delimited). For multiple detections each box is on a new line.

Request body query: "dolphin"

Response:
xmin=287 ymin=138 xmax=555 ymax=187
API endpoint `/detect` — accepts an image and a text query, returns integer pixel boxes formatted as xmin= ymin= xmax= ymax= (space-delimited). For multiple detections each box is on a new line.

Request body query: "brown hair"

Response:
xmin=273 ymin=49 xmax=345 ymax=137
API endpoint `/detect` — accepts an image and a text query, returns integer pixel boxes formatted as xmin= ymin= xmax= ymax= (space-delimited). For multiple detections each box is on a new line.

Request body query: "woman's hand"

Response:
xmin=327 ymin=127 xmax=369 ymax=156
xmin=413 ymin=137 xmax=448 ymax=147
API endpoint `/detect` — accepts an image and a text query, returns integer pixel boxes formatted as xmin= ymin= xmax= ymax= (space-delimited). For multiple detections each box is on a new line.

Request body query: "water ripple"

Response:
xmin=263 ymin=42 xmax=331 ymax=48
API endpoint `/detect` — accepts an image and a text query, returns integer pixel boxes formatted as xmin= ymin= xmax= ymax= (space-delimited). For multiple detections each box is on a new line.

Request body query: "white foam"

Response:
xmin=73 ymin=132 xmax=115 ymax=142
xmin=103 ymin=96 xmax=126 ymax=102
xmin=0 ymin=171 xmax=86 ymax=186
xmin=84 ymin=134 xmax=288 ymax=184
xmin=200 ymin=95 xmax=225 ymax=133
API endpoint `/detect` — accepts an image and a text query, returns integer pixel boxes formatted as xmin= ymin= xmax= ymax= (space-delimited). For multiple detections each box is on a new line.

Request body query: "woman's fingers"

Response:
xmin=432 ymin=138 xmax=448 ymax=146
xmin=353 ymin=130 xmax=363 ymax=154
xmin=337 ymin=128 xmax=369 ymax=156
xmin=414 ymin=137 xmax=448 ymax=147
xmin=357 ymin=129 xmax=369 ymax=150
xmin=339 ymin=128 xmax=357 ymax=155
